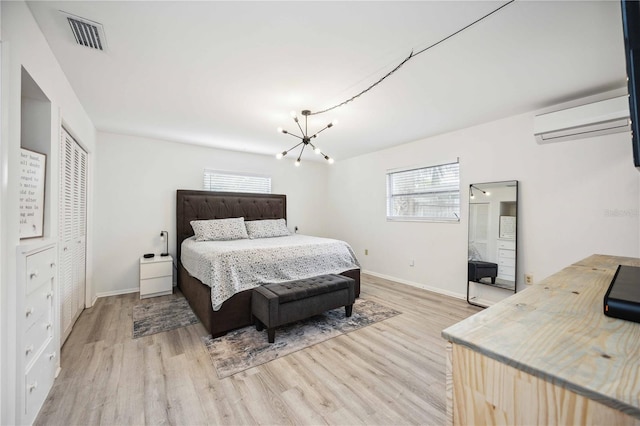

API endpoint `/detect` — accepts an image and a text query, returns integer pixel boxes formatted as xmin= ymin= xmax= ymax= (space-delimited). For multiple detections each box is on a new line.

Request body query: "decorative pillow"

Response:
xmin=245 ymin=219 xmax=290 ymax=239
xmin=190 ymin=217 xmax=249 ymax=241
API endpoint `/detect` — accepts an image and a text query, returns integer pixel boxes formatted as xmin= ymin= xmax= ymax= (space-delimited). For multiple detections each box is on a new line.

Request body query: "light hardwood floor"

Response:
xmin=35 ymin=274 xmax=481 ymax=425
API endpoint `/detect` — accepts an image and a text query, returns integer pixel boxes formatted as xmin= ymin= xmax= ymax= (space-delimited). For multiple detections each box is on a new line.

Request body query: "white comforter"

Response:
xmin=181 ymin=234 xmax=360 ymax=310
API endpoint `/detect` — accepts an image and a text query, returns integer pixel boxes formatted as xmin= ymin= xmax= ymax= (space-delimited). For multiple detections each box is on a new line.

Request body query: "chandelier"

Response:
xmin=276 ymin=110 xmax=336 ymax=166
xmin=275 ymin=0 xmax=514 ymax=166
xmin=469 ymin=185 xmax=490 ymax=199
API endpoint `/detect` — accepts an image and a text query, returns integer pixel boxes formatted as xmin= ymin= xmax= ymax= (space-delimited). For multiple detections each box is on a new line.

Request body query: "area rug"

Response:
xmin=132 ymin=298 xmax=199 ymax=339
xmin=203 ymin=298 xmax=400 ymax=378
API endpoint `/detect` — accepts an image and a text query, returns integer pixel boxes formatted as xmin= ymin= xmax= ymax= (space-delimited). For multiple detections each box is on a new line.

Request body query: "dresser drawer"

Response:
xmin=24 ymin=339 xmax=57 ymax=424
xmin=140 ymin=260 xmax=172 ymax=280
xmin=26 ymin=247 xmax=56 ymax=294
xmin=24 ymin=281 xmax=53 ymax=333
xmin=498 ymin=248 xmax=515 ymax=260
xmin=140 ymin=276 xmax=173 ymax=299
xmin=497 ymin=240 xmax=516 ymax=250
xmin=498 ymin=258 xmax=515 ymax=269
xmin=498 ymin=265 xmax=515 ymax=277
xmin=24 ymin=316 xmax=53 ymax=368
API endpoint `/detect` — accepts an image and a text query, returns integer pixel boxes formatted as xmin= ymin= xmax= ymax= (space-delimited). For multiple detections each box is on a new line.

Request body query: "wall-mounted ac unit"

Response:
xmin=533 ymin=95 xmax=630 ymax=143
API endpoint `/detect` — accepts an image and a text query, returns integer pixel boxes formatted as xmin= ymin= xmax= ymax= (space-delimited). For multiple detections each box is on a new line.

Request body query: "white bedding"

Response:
xmin=181 ymin=234 xmax=360 ymax=310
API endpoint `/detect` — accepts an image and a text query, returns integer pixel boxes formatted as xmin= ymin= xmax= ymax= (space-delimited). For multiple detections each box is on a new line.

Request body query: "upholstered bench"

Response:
xmin=251 ymin=274 xmax=356 ymax=343
xmin=468 ymin=260 xmax=498 ymax=284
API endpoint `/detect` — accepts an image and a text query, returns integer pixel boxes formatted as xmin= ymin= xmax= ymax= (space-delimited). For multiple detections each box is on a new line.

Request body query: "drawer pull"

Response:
xmin=46 ymin=322 xmax=52 ymax=330
xmin=25 ymin=345 xmax=34 ymax=355
xmin=46 ymin=291 xmax=53 ymax=299
xmin=28 ymin=382 xmax=38 ymax=392
xmin=25 ymin=307 xmax=34 ymax=317
xmin=30 ymin=270 xmax=39 ymax=279
xmin=48 ymin=352 xmax=57 ymax=361
xmin=50 ymin=262 xmax=56 ymax=268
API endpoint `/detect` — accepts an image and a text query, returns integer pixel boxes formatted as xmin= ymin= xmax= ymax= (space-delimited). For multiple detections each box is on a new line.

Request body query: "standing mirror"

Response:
xmin=467 ymin=180 xmax=518 ymax=307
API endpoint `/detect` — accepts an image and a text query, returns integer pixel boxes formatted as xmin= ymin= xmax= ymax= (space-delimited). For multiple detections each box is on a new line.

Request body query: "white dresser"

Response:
xmin=17 ymin=242 xmax=58 ymax=425
xmin=139 ymin=255 xmax=173 ymax=299
xmin=496 ymin=239 xmax=516 ymax=281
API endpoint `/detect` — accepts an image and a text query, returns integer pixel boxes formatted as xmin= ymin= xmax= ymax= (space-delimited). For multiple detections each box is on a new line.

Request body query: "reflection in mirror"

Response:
xmin=467 ymin=180 xmax=518 ymax=308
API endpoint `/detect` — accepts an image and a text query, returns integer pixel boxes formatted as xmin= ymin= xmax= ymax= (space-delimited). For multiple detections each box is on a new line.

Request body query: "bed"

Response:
xmin=176 ymin=190 xmax=361 ymax=337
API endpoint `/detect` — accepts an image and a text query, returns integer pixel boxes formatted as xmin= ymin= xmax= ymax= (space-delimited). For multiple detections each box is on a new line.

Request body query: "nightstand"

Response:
xmin=139 ymin=255 xmax=173 ymax=299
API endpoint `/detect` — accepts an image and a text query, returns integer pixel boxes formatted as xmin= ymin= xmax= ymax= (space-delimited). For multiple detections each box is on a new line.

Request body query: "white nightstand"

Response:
xmin=139 ymin=255 xmax=173 ymax=299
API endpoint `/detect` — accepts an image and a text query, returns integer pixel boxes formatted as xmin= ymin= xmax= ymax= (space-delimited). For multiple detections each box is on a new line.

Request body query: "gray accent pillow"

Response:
xmin=245 ymin=219 xmax=290 ymax=239
xmin=190 ymin=217 xmax=249 ymax=241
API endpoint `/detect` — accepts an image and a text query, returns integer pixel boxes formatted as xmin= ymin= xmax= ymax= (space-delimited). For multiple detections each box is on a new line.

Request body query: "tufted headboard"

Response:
xmin=176 ymin=190 xmax=287 ymax=260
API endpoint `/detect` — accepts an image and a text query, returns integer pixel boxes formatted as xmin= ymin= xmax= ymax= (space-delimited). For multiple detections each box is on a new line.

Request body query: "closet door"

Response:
xmin=59 ymin=128 xmax=87 ymax=343
xmin=72 ymin=142 xmax=86 ymax=324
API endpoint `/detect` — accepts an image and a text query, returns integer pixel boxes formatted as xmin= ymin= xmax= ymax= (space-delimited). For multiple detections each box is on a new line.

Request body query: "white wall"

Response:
xmin=0 ymin=2 xmax=96 ymax=424
xmin=326 ymin=112 xmax=640 ymax=299
xmin=93 ymin=132 xmax=330 ymax=296
xmin=0 ymin=6 xmax=4 ymax=424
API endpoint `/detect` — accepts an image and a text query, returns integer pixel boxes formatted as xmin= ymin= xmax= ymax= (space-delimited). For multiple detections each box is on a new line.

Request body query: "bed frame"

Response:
xmin=176 ymin=190 xmax=361 ymax=337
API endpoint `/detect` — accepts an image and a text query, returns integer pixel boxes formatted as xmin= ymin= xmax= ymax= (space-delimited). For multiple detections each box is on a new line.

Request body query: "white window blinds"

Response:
xmin=386 ymin=161 xmax=460 ymax=222
xmin=203 ymin=169 xmax=272 ymax=194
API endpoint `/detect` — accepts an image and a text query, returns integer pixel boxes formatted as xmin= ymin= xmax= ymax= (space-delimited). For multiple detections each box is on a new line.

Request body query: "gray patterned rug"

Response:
xmin=203 ymin=298 xmax=400 ymax=378
xmin=132 ymin=298 xmax=199 ymax=338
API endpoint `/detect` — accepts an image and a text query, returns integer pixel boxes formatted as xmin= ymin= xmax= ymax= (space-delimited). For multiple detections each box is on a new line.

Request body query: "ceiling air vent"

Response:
xmin=60 ymin=11 xmax=107 ymax=51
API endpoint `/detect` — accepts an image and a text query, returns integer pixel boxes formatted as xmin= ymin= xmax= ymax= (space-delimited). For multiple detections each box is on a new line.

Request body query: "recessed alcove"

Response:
xmin=20 ymin=67 xmax=52 ymax=239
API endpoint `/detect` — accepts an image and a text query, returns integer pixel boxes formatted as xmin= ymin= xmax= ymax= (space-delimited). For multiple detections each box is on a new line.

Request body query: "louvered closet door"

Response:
xmin=60 ymin=135 xmax=74 ymax=342
xmin=60 ymin=128 xmax=87 ymax=343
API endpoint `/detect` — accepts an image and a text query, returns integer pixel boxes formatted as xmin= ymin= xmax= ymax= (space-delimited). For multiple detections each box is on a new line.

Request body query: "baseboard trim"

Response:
xmin=361 ymin=269 xmax=465 ymax=300
xmin=94 ymin=276 xmax=463 ymax=301
xmin=95 ymin=283 xmax=177 ymax=300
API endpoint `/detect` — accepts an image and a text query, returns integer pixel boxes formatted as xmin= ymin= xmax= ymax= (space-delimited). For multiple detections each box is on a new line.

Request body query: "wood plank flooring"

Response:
xmin=35 ymin=274 xmax=480 ymax=425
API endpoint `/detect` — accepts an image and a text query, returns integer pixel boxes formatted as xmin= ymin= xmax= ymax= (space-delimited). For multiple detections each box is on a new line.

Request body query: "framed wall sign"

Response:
xmin=499 ymin=215 xmax=516 ymax=240
xmin=19 ymin=148 xmax=46 ymax=238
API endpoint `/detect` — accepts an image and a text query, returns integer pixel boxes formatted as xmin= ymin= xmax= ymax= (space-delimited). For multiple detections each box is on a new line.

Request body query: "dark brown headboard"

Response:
xmin=176 ymin=190 xmax=287 ymax=259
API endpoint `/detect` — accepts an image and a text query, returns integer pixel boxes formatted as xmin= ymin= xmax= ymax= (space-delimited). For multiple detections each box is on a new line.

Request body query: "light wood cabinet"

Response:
xmin=445 ymin=255 xmax=640 ymax=425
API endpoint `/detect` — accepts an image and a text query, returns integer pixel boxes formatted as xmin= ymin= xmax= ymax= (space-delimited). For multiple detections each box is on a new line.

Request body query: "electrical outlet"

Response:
xmin=294 ymin=226 xmax=298 ymax=233
xmin=365 ymin=249 xmax=369 ymax=255
xmin=525 ymin=274 xmax=533 ymax=285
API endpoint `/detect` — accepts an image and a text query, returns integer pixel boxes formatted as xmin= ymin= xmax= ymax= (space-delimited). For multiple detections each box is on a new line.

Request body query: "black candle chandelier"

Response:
xmin=275 ymin=0 xmax=514 ymax=166
xmin=276 ymin=110 xmax=336 ymax=166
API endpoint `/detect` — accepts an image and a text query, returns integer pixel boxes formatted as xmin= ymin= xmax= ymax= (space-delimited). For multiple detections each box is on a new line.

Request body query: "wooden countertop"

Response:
xmin=442 ymin=254 xmax=640 ymax=419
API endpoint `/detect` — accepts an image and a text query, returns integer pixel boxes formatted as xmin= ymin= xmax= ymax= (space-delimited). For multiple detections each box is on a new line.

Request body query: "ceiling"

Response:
xmin=26 ymin=0 xmax=627 ymax=162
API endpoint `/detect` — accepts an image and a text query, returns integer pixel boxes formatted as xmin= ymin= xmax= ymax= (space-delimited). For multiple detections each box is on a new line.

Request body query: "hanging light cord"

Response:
xmin=310 ymin=0 xmax=516 ymax=116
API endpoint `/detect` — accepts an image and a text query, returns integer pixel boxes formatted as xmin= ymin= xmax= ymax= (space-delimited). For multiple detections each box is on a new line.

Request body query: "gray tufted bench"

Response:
xmin=251 ymin=274 xmax=356 ymax=343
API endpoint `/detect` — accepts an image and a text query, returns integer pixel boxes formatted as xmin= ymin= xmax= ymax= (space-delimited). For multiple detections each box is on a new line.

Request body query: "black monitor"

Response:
xmin=621 ymin=0 xmax=640 ymax=169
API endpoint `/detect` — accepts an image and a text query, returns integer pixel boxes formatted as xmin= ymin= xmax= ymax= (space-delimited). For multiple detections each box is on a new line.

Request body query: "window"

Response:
xmin=386 ymin=161 xmax=460 ymax=222
xmin=203 ymin=169 xmax=272 ymax=194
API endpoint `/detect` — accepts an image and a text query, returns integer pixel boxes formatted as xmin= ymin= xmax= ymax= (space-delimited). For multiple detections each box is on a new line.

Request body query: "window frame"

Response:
xmin=203 ymin=169 xmax=272 ymax=194
xmin=386 ymin=160 xmax=461 ymax=223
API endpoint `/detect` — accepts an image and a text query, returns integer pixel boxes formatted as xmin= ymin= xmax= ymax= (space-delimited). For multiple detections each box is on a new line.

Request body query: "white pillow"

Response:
xmin=245 ymin=219 xmax=290 ymax=239
xmin=190 ymin=217 xmax=249 ymax=241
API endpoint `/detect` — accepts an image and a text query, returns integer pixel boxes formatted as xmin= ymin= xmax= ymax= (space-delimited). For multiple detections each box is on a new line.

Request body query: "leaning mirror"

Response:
xmin=467 ymin=180 xmax=518 ymax=307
